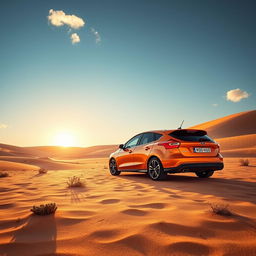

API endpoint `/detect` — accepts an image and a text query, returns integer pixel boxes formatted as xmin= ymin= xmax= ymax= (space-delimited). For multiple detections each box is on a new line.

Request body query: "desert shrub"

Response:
xmin=31 ymin=203 xmax=57 ymax=215
xmin=210 ymin=203 xmax=232 ymax=216
xmin=38 ymin=168 xmax=47 ymax=174
xmin=0 ymin=172 xmax=9 ymax=178
xmin=67 ymin=176 xmax=85 ymax=188
xmin=239 ymin=159 xmax=249 ymax=166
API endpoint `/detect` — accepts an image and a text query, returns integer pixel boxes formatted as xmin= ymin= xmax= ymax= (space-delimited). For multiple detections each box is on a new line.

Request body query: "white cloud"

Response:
xmin=0 ymin=124 xmax=8 ymax=129
xmin=70 ymin=33 xmax=80 ymax=44
xmin=212 ymin=103 xmax=218 ymax=107
xmin=226 ymin=88 xmax=250 ymax=102
xmin=91 ymin=28 xmax=101 ymax=44
xmin=48 ymin=9 xmax=85 ymax=29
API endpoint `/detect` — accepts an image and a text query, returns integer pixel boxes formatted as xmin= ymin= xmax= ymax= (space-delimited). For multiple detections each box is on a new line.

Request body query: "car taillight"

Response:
xmin=216 ymin=143 xmax=220 ymax=152
xmin=158 ymin=140 xmax=180 ymax=149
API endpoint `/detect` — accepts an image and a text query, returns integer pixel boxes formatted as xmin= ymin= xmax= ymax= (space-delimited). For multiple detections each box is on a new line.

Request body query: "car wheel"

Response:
xmin=109 ymin=158 xmax=121 ymax=176
xmin=148 ymin=157 xmax=167 ymax=180
xmin=195 ymin=170 xmax=214 ymax=178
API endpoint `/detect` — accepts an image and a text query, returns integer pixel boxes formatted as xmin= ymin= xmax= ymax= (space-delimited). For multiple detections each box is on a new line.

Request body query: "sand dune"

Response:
xmin=26 ymin=145 xmax=118 ymax=159
xmin=220 ymin=147 xmax=256 ymax=157
xmin=0 ymin=143 xmax=48 ymax=157
xmin=216 ymin=134 xmax=256 ymax=157
xmin=190 ymin=110 xmax=256 ymax=157
xmin=0 ymin=156 xmax=85 ymax=171
xmin=216 ymin=134 xmax=256 ymax=150
xmin=0 ymin=160 xmax=38 ymax=171
xmin=191 ymin=110 xmax=256 ymax=139
xmin=1 ymin=110 xmax=255 ymax=160
xmin=0 ymin=143 xmax=118 ymax=159
xmin=0 ymin=158 xmax=256 ymax=256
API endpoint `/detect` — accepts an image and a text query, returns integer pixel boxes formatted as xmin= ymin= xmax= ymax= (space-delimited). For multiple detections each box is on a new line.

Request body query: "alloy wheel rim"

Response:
xmin=110 ymin=160 xmax=117 ymax=174
xmin=149 ymin=160 xmax=161 ymax=179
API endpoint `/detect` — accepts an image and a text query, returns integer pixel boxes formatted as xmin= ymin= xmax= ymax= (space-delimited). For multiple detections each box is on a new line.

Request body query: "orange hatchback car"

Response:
xmin=109 ymin=129 xmax=224 ymax=180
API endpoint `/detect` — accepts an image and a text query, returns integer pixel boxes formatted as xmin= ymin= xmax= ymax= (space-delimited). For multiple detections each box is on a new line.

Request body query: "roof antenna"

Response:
xmin=178 ymin=120 xmax=184 ymax=129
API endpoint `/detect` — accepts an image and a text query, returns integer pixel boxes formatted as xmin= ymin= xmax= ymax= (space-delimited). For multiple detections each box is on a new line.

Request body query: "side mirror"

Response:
xmin=119 ymin=144 xmax=124 ymax=149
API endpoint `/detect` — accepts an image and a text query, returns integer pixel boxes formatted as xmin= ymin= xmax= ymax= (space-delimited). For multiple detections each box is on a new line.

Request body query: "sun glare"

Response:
xmin=53 ymin=132 xmax=76 ymax=147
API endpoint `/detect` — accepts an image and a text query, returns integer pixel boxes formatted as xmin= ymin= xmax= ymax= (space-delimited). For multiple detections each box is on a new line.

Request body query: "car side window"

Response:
xmin=125 ymin=134 xmax=141 ymax=148
xmin=139 ymin=133 xmax=153 ymax=145
xmin=154 ymin=133 xmax=162 ymax=141
xmin=139 ymin=132 xmax=161 ymax=145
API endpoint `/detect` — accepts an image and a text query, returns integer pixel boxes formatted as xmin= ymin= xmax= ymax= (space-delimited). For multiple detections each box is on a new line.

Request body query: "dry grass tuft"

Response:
xmin=67 ymin=176 xmax=85 ymax=188
xmin=0 ymin=171 xmax=9 ymax=178
xmin=239 ymin=159 xmax=250 ymax=166
xmin=31 ymin=203 xmax=57 ymax=215
xmin=38 ymin=168 xmax=47 ymax=174
xmin=210 ymin=203 xmax=233 ymax=216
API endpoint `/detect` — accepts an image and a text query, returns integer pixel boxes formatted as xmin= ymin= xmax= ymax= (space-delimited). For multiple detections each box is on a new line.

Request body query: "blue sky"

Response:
xmin=0 ymin=0 xmax=255 ymax=147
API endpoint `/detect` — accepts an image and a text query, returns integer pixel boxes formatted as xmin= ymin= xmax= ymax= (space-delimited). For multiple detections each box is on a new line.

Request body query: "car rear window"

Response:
xmin=169 ymin=130 xmax=214 ymax=142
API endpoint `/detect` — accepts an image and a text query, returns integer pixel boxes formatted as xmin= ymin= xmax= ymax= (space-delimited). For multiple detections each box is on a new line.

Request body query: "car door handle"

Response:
xmin=145 ymin=146 xmax=150 ymax=151
xmin=129 ymin=150 xmax=133 ymax=153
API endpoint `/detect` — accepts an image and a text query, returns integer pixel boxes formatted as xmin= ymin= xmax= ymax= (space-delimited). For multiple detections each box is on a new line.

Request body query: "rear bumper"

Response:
xmin=164 ymin=162 xmax=224 ymax=173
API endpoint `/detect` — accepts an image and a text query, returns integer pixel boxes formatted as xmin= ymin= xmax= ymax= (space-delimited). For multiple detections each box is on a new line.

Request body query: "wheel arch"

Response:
xmin=147 ymin=155 xmax=163 ymax=169
xmin=109 ymin=157 xmax=117 ymax=166
xmin=109 ymin=157 xmax=116 ymax=163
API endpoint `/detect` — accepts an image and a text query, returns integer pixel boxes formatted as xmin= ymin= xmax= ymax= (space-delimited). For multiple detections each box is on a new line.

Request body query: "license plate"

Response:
xmin=194 ymin=147 xmax=211 ymax=153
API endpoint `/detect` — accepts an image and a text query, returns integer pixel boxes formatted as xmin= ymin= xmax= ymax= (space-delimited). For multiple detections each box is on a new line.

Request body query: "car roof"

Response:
xmin=141 ymin=129 xmax=174 ymax=135
xmin=144 ymin=129 xmax=205 ymax=134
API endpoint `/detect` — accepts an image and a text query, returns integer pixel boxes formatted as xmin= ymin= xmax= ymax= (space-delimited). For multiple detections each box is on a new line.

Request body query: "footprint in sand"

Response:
xmin=88 ymin=229 xmax=122 ymax=242
xmin=121 ymin=208 xmax=147 ymax=216
xmin=169 ymin=194 xmax=183 ymax=199
xmin=129 ymin=203 xmax=166 ymax=209
xmin=100 ymin=199 xmax=120 ymax=204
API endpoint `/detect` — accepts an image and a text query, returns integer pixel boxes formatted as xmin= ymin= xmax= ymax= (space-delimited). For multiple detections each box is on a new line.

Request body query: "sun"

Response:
xmin=53 ymin=132 xmax=76 ymax=147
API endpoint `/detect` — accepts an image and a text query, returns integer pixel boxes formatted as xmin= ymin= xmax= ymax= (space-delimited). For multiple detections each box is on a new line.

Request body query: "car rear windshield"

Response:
xmin=169 ymin=130 xmax=214 ymax=142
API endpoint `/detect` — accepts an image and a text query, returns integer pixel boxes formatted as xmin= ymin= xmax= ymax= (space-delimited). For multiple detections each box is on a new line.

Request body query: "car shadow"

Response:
xmin=0 ymin=214 xmax=57 ymax=256
xmin=118 ymin=173 xmax=256 ymax=204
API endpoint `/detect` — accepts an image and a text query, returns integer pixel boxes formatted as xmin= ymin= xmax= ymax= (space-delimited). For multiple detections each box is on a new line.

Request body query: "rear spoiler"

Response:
xmin=169 ymin=129 xmax=207 ymax=136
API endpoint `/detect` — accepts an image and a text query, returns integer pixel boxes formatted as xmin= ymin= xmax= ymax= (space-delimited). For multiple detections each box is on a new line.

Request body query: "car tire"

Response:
xmin=148 ymin=157 xmax=167 ymax=181
xmin=109 ymin=158 xmax=121 ymax=176
xmin=195 ymin=170 xmax=214 ymax=178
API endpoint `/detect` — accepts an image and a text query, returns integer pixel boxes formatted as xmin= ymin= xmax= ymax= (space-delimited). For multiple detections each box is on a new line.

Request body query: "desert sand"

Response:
xmin=0 ymin=110 xmax=255 ymax=255
xmin=0 ymin=157 xmax=256 ymax=256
